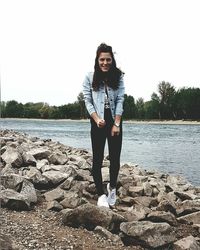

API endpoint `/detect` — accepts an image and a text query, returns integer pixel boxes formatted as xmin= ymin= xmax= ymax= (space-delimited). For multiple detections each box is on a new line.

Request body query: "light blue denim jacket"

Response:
xmin=82 ymin=72 xmax=125 ymax=120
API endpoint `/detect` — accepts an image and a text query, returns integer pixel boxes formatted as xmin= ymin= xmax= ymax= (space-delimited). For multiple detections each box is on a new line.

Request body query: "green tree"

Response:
xmin=0 ymin=101 xmax=7 ymax=118
xmin=23 ymin=102 xmax=43 ymax=118
xmin=158 ymin=81 xmax=176 ymax=119
xmin=175 ymin=87 xmax=200 ymax=119
xmin=39 ymin=103 xmax=50 ymax=119
xmin=144 ymin=92 xmax=160 ymax=119
xmin=48 ymin=106 xmax=61 ymax=119
xmin=77 ymin=92 xmax=88 ymax=118
xmin=66 ymin=102 xmax=81 ymax=119
xmin=59 ymin=102 xmax=81 ymax=119
xmin=24 ymin=103 xmax=33 ymax=118
xmin=4 ymin=100 xmax=24 ymax=118
xmin=136 ymin=98 xmax=145 ymax=119
xmin=59 ymin=105 xmax=69 ymax=119
xmin=123 ymin=94 xmax=136 ymax=119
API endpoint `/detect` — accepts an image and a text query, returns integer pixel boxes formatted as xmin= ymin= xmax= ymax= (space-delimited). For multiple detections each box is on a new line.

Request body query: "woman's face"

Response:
xmin=98 ymin=52 xmax=112 ymax=72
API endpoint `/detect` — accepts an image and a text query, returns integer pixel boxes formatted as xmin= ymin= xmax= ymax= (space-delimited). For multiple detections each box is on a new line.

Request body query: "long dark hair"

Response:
xmin=92 ymin=43 xmax=123 ymax=91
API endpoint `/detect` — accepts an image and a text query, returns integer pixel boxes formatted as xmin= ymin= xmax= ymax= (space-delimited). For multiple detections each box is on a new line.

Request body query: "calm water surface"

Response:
xmin=0 ymin=119 xmax=199 ymax=186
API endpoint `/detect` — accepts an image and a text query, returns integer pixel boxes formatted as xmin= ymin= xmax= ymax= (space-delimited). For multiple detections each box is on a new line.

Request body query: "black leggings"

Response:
xmin=90 ymin=109 xmax=122 ymax=196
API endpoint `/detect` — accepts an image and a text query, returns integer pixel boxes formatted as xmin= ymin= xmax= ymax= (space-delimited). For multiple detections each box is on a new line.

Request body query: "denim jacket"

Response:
xmin=82 ymin=72 xmax=125 ymax=120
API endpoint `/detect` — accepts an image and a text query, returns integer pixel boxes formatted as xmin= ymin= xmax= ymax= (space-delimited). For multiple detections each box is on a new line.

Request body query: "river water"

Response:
xmin=0 ymin=118 xmax=199 ymax=186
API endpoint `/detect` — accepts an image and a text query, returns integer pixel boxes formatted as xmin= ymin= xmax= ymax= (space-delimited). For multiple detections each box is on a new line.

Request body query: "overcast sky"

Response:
xmin=1 ymin=0 xmax=200 ymax=106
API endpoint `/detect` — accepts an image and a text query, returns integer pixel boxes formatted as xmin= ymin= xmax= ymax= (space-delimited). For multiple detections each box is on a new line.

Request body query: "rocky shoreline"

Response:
xmin=0 ymin=129 xmax=200 ymax=249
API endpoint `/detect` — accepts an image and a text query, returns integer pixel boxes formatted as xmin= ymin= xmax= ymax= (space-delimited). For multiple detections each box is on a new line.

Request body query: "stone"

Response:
xmin=120 ymin=221 xmax=176 ymax=248
xmin=1 ymin=147 xmax=23 ymax=168
xmin=0 ymin=174 xmax=24 ymax=191
xmin=0 ymin=189 xmax=31 ymax=210
xmin=128 ymin=186 xmax=144 ymax=197
xmin=42 ymin=170 xmax=70 ymax=185
xmin=118 ymin=186 xmax=128 ymax=199
xmin=22 ymin=152 xmax=37 ymax=166
xmin=173 ymin=235 xmax=200 ymax=250
xmin=0 ymin=232 xmax=19 ymax=250
xmin=177 ymin=211 xmax=200 ymax=224
xmin=20 ymin=166 xmax=48 ymax=185
xmin=27 ymin=148 xmax=51 ymax=160
xmin=123 ymin=204 xmax=151 ymax=221
xmin=48 ymin=151 xmax=68 ymax=165
xmin=0 ymin=164 xmax=16 ymax=175
xmin=120 ymin=196 xmax=135 ymax=206
xmin=36 ymin=159 xmax=49 ymax=171
xmin=76 ymin=169 xmax=93 ymax=182
xmin=94 ymin=226 xmax=123 ymax=244
xmin=60 ymin=192 xmax=83 ymax=209
xmin=143 ymin=182 xmax=153 ymax=196
xmin=132 ymin=196 xmax=158 ymax=208
xmin=147 ymin=211 xmax=178 ymax=226
xmin=20 ymin=178 xmax=37 ymax=204
xmin=47 ymin=200 xmax=63 ymax=211
xmin=44 ymin=187 xmax=65 ymax=202
xmin=174 ymin=191 xmax=198 ymax=201
xmin=59 ymin=176 xmax=74 ymax=190
xmin=62 ymin=203 xmax=126 ymax=231
xmin=101 ymin=167 xmax=109 ymax=182
xmin=176 ymin=200 xmax=200 ymax=216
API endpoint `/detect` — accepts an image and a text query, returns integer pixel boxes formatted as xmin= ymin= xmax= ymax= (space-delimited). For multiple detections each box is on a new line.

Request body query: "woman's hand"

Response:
xmin=111 ymin=125 xmax=120 ymax=136
xmin=97 ymin=118 xmax=106 ymax=128
xmin=90 ymin=112 xmax=106 ymax=128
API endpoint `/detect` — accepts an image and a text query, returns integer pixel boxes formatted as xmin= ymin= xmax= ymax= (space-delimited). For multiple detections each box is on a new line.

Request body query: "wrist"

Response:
xmin=114 ymin=122 xmax=120 ymax=127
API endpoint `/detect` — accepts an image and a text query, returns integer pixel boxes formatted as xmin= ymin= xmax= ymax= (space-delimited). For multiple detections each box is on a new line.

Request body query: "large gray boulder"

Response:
xmin=60 ymin=192 xmax=84 ymax=209
xmin=0 ymin=189 xmax=31 ymax=210
xmin=176 ymin=200 xmax=200 ymax=216
xmin=1 ymin=147 xmax=23 ymax=167
xmin=173 ymin=235 xmax=200 ymax=250
xmin=0 ymin=174 xmax=37 ymax=210
xmin=178 ymin=211 xmax=200 ymax=224
xmin=42 ymin=170 xmax=70 ymax=185
xmin=26 ymin=148 xmax=51 ymax=160
xmin=62 ymin=203 xmax=126 ymax=231
xmin=120 ymin=221 xmax=176 ymax=248
xmin=22 ymin=152 xmax=37 ymax=166
xmin=20 ymin=166 xmax=48 ymax=186
xmin=48 ymin=151 xmax=68 ymax=165
xmin=0 ymin=174 xmax=25 ymax=191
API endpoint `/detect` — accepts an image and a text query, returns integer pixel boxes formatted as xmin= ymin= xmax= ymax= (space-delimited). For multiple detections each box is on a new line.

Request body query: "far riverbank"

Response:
xmin=1 ymin=117 xmax=200 ymax=125
xmin=126 ymin=119 xmax=200 ymax=125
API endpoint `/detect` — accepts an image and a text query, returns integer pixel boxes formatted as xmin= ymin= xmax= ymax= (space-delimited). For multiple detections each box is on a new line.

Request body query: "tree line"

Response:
xmin=1 ymin=82 xmax=200 ymax=120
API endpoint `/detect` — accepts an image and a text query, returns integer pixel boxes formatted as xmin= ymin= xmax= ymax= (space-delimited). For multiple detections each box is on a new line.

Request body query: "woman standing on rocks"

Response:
xmin=83 ymin=43 xmax=125 ymax=208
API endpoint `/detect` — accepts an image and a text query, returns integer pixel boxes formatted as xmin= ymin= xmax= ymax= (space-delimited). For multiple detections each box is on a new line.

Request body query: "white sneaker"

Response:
xmin=97 ymin=194 xmax=109 ymax=208
xmin=107 ymin=183 xmax=116 ymax=206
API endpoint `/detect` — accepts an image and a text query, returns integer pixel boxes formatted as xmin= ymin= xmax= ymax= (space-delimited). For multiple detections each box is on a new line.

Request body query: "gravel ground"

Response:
xmin=0 ymin=202 xmax=143 ymax=250
xmin=1 ymin=202 xmax=200 ymax=250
